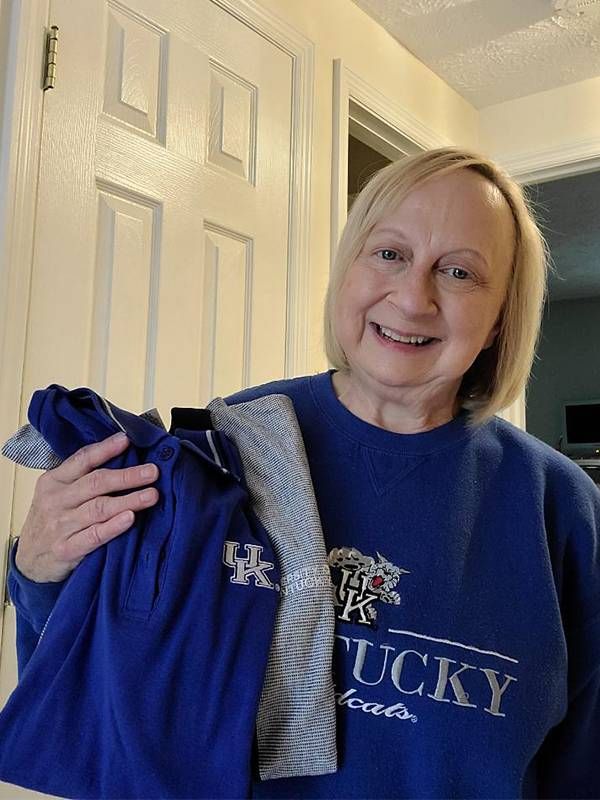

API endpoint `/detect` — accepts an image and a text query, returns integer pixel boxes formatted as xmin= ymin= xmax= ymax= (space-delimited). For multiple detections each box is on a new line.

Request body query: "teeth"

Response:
xmin=379 ymin=325 xmax=432 ymax=344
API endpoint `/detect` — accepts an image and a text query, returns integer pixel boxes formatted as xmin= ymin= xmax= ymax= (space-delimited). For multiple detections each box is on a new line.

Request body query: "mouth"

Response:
xmin=371 ymin=322 xmax=439 ymax=347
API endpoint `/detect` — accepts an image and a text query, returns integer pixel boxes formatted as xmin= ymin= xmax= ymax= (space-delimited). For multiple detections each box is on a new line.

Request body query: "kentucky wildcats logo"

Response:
xmin=223 ymin=541 xmax=276 ymax=590
xmin=328 ymin=547 xmax=409 ymax=626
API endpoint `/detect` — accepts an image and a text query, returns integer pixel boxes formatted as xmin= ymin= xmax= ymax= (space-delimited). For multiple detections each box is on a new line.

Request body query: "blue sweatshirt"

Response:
xmin=228 ymin=370 xmax=600 ymax=800
xmin=7 ymin=371 xmax=600 ymax=799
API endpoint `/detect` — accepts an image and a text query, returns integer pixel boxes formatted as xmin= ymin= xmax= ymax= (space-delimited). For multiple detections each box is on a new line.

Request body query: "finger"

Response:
xmin=63 ymin=462 xmax=159 ymax=508
xmin=75 ymin=487 xmax=159 ymax=530
xmin=59 ymin=510 xmax=137 ymax=563
xmin=52 ymin=432 xmax=130 ymax=484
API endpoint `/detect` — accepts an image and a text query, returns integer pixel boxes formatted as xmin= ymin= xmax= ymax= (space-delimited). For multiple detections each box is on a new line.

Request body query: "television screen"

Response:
xmin=564 ymin=402 xmax=600 ymax=447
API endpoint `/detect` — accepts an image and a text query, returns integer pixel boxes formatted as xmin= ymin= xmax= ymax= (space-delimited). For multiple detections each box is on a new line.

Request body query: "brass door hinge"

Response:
xmin=3 ymin=536 xmax=18 ymax=607
xmin=43 ymin=25 xmax=59 ymax=91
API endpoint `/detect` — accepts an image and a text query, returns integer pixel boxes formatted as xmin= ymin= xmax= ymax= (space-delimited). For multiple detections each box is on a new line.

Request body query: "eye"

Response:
xmin=441 ymin=266 xmax=472 ymax=281
xmin=375 ymin=249 xmax=402 ymax=262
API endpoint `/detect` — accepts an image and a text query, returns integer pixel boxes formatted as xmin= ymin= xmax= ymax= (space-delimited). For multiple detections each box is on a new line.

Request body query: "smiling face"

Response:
xmin=332 ymin=168 xmax=516 ymax=424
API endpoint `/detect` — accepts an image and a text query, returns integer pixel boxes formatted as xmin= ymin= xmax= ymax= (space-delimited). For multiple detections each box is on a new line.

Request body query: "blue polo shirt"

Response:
xmin=0 ymin=384 xmax=280 ymax=799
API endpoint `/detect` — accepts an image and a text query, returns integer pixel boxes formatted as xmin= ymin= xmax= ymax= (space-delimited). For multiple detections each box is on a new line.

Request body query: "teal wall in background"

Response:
xmin=526 ymin=297 xmax=600 ymax=449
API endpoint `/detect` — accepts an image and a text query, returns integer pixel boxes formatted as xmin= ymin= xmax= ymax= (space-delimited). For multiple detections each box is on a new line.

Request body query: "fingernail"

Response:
xmin=114 ymin=432 xmax=128 ymax=442
xmin=141 ymin=465 xmax=156 ymax=478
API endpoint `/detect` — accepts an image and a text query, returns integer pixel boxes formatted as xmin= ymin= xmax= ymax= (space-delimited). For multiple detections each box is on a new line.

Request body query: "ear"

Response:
xmin=482 ymin=324 xmax=499 ymax=350
xmin=483 ymin=299 xmax=506 ymax=350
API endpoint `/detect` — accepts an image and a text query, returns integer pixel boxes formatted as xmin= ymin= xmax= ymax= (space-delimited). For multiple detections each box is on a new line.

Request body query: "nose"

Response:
xmin=386 ymin=267 xmax=438 ymax=318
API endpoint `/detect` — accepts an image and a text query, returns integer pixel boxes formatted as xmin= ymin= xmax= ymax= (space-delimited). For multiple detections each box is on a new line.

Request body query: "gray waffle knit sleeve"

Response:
xmin=207 ymin=394 xmax=337 ymax=781
xmin=1 ymin=409 xmax=166 ymax=470
xmin=1 ymin=424 xmax=62 ymax=470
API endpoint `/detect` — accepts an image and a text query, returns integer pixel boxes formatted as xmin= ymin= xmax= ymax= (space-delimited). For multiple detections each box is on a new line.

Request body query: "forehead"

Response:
xmin=369 ymin=169 xmax=516 ymax=261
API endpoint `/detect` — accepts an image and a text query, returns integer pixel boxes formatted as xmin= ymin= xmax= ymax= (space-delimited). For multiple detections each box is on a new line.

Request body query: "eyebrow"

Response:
xmin=368 ymin=228 xmax=491 ymax=269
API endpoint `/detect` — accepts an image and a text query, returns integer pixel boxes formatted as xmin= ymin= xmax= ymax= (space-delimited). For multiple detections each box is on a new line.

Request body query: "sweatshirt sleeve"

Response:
xmin=7 ymin=539 xmax=66 ymax=678
xmin=535 ymin=474 xmax=600 ymax=799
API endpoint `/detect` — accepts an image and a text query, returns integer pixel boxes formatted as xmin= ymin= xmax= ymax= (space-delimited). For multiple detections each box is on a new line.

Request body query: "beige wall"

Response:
xmin=0 ymin=0 xmax=9 ymax=178
xmin=480 ymin=76 xmax=600 ymax=166
xmin=259 ymin=0 xmax=480 ymax=372
xmin=0 ymin=0 xmax=11 ymax=340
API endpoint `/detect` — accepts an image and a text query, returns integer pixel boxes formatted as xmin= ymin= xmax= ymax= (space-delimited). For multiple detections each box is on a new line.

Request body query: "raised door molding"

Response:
xmin=214 ymin=0 xmax=314 ymax=377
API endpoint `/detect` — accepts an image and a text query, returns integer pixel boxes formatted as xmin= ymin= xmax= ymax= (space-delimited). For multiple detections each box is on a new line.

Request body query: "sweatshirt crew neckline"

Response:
xmin=309 ymin=369 xmax=482 ymax=456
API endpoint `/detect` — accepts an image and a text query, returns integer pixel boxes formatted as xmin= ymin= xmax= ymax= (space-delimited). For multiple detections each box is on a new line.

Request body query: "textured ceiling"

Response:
xmin=351 ymin=0 xmax=600 ymax=108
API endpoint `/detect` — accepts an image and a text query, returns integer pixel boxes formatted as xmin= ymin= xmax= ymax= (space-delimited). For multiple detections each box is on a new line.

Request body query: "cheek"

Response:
xmin=340 ymin=268 xmax=381 ymax=311
xmin=333 ymin=284 xmax=367 ymax=346
xmin=448 ymin=301 xmax=500 ymax=351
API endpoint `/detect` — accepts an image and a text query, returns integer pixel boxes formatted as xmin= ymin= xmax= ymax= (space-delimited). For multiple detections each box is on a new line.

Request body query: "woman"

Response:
xmin=9 ymin=148 xmax=600 ymax=798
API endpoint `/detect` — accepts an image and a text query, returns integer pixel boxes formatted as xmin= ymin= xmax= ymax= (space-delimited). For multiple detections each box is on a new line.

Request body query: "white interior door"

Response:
xmin=1 ymin=1 xmax=296 ymax=795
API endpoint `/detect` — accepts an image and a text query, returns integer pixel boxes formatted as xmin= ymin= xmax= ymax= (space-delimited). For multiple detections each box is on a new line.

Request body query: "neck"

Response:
xmin=331 ymin=370 xmax=461 ymax=434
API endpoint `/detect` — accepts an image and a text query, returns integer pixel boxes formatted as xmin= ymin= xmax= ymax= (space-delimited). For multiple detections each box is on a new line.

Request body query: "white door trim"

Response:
xmin=0 ymin=0 xmax=313 ymax=654
xmin=330 ymin=58 xmax=450 ymax=270
xmin=0 ymin=0 xmax=49 ymax=652
xmin=495 ymin=135 xmax=600 ymax=185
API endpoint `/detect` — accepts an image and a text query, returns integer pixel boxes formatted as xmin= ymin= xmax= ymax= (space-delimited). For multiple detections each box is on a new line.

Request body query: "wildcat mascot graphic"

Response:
xmin=328 ymin=547 xmax=409 ymax=626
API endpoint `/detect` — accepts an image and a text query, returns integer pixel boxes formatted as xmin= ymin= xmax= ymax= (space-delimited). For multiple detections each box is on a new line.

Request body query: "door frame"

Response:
xmin=496 ymin=136 xmax=600 ymax=185
xmin=0 ymin=0 xmax=50 ymax=649
xmin=330 ymin=58 xmax=450 ymax=271
xmin=0 ymin=0 xmax=314 ymax=653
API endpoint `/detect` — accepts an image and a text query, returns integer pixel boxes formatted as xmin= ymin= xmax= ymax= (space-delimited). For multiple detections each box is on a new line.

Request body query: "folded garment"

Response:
xmin=0 ymin=384 xmax=280 ymax=799
xmin=1 ymin=385 xmax=339 ymax=796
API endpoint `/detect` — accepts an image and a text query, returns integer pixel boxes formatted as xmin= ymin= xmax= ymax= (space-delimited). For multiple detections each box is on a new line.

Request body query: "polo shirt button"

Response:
xmin=158 ymin=445 xmax=175 ymax=460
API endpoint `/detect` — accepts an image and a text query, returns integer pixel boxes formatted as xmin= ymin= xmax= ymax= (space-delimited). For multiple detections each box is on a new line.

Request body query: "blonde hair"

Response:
xmin=323 ymin=147 xmax=549 ymax=427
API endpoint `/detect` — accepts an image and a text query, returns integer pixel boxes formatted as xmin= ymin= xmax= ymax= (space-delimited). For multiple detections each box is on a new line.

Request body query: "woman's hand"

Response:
xmin=14 ymin=432 xmax=160 ymax=583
